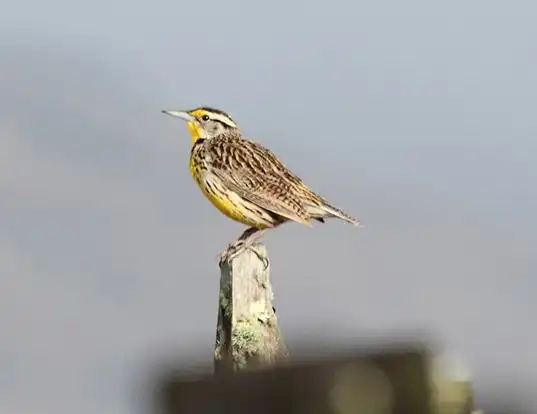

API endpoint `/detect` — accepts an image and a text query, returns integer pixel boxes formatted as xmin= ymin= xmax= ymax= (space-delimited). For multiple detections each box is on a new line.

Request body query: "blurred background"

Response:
xmin=1 ymin=0 xmax=536 ymax=413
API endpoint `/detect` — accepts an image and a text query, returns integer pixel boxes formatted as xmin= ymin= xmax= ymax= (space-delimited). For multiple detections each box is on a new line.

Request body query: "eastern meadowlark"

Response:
xmin=162 ymin=106 xmax=360 ymax=266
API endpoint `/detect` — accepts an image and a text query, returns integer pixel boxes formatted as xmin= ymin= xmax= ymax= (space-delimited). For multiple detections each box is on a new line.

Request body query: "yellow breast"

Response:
xmin=189 ymin=156 xmax=263 ymax=227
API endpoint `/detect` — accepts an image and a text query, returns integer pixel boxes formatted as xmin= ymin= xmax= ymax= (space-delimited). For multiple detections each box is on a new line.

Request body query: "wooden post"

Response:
xmin=214 ymin=243 xmax=289 ymax=374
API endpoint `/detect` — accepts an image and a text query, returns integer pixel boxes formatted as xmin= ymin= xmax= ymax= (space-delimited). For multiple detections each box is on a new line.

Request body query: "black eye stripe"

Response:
xmin=214 ymin=119 xmax=234 ymax=128
xmin=197 ymin=113 xmax=235 ymax=128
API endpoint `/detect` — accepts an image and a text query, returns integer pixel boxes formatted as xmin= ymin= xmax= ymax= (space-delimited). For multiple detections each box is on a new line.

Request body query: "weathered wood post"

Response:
xmin=214 ymin=243 xmax=289 ymax=374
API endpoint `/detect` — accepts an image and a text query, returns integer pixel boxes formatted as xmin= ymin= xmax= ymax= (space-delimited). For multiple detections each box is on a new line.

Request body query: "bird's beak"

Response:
xmin=161 ymin=110 xmax=196 ymax=122
xmin=162 ymin=110 xmax=203 ymax=142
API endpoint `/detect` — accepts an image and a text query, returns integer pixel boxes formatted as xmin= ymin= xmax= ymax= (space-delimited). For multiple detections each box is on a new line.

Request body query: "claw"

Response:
xmin=217 ymin=243 xmax=269 ymax=270
xmin=217 ymin=241 xmax=246 ymax=267
xmin=247 ymin=246 xmax=270 ymax=270
xmin=216 ymin=243 xmax=233 ymax=262
xmin=218 ymin=227 xmax=269 ymax=269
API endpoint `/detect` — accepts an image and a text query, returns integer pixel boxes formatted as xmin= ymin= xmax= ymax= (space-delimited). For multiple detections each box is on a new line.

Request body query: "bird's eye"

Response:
xmin=201 ymin=115 xmax=210 ymax=121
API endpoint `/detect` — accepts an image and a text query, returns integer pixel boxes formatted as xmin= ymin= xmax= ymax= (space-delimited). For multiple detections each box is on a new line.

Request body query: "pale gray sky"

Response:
xmin=1 ymin=0 xmax=536 ymax=412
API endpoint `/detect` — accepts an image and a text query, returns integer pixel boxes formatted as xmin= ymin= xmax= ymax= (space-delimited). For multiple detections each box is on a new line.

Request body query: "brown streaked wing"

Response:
xmin=207 ymin=137 xmax=314 ymax=226
xmin=246 ymin=139 xmax=328 ymax=207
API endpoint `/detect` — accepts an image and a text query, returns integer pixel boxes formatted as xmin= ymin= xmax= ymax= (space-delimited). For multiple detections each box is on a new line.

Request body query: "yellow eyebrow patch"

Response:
xmin=187 ymin=107 xmax=238 ymax=128
xmin=189 ymin=109 xmax=209 ymax=118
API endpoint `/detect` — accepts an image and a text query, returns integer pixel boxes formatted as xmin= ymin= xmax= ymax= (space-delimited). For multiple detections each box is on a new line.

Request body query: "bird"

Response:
xmin=162 ymin=106 xmax=360 ymax=266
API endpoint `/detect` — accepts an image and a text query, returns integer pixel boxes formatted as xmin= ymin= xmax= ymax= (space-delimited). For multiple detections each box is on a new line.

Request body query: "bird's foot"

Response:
xmin=217 ymin=242 xmax=269 ymax=270
xmin=217 ymin=242 xmax=243 ymax=267
xmin=246 ymin=244 xmax=270 ymax=270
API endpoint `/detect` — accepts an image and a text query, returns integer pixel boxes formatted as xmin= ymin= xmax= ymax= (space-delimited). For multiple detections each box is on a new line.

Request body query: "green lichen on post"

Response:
xmin=214 ymin=245 xmax=288 ymax=374
xmin=231 ymin=319 xmax=263 ymax=369
xmin=219 ymin=281 xmax=232 ymax=317
xmin=214 ymin=345 xmax=221 ymax=361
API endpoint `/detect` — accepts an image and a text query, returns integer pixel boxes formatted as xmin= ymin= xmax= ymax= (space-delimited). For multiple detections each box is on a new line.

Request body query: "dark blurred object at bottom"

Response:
xmin=156 ymin=344 xmax=434 ymax=414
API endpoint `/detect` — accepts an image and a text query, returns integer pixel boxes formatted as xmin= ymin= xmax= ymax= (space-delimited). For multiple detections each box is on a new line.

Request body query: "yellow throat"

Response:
xmin=187 ymin=120 xmax=203 ymax=143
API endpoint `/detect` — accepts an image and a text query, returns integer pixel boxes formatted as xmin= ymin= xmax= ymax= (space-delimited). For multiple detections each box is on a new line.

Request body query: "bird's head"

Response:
xmin=162 ymin=106 xmax=239 ymax=142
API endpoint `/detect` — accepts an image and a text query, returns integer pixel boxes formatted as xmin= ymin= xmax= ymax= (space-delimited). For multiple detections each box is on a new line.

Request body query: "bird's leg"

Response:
xmin=218 ymin=227 xmax=265 ymax=264
xmin=243 ymin=234 xmax=270 ymax=270
xmin=218 ymin=227 xmax=269 ymax=268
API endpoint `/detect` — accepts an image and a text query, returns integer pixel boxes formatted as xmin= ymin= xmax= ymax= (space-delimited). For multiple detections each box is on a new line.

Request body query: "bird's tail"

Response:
xmin=306 ymin=199 xmax=361 ymax=226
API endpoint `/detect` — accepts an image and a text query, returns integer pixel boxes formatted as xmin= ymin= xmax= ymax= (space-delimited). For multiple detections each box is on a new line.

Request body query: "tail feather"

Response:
xmin=305 ymin=200 xmax=361 ymax=226
xmin=321 ymin=202 xmax=361 ymax=226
